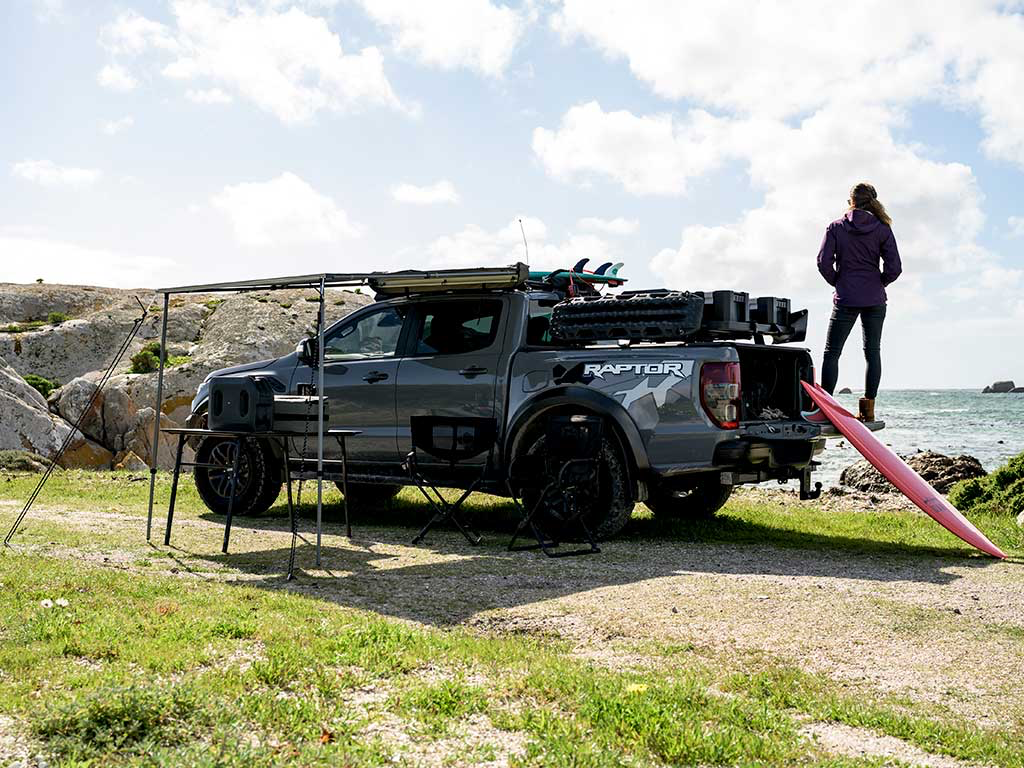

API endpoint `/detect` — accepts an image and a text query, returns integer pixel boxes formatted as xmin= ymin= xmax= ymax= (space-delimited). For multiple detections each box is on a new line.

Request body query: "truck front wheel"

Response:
xmin=194 ymin=437 xmax=282 ymax=517
xmin=518 ymin=428 xmax=634 ymax=540
xmin=645 ymin=474 xmax=732 ymax=520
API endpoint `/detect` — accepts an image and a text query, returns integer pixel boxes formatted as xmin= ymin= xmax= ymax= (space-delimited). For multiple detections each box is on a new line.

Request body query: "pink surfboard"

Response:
xmin=802 ymin=381 xmax=1005 ymax=559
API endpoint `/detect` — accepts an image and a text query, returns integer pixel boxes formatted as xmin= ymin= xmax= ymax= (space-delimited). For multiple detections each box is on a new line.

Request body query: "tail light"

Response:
xmin=701 ymin=362 xmax=741 ymax=429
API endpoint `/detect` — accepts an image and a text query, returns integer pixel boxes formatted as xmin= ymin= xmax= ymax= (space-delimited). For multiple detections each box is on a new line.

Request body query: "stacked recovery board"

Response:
xmin=550 ymin=291 xmax=704 ymax=343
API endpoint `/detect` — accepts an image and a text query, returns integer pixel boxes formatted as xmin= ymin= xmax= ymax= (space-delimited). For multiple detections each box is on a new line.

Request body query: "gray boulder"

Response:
xmin=0 ymin=354 xmax=110 ymax=467
xmin=841 ymin=451 xmax=987 ymax=494
xmin=984 ymin=380 xmax=1016 ymax=393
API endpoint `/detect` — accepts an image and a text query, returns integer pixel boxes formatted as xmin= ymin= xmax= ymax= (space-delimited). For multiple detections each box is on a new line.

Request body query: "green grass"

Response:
xmin=0 ymin=552 xmax=943 ymax=768
xmin=1 ymin=472 xmax=1023 ymax=766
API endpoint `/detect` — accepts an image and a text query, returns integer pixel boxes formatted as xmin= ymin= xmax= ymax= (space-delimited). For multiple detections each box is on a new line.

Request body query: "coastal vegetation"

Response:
xmin=950 ymin=449 xmax=1024 ymax=518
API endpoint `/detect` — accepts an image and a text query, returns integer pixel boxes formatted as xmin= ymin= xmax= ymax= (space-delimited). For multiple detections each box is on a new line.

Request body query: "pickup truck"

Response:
xmin=185 ymin=278 xmax=855 ymax=538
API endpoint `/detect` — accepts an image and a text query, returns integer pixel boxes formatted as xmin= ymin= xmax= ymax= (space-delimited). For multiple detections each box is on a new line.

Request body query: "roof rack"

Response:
xmin=157 ymin=263 xmax=530 ymax=295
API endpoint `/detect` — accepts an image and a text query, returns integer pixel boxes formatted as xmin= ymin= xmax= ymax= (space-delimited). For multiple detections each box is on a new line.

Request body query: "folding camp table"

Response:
xmin=160 ymin=427 xmax=359 ymax=580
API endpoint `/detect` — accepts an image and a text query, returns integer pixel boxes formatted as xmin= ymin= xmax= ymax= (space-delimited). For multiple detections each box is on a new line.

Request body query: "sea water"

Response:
xmin=807 ymin=390 xmax=1024 ymax=487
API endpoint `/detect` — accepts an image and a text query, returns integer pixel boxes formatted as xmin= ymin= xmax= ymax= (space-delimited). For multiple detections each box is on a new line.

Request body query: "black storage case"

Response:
xmin=272 ymin=395 xmax=332 ymax=434
xmin=701 ymin=290 xmax=750 ymax=324
xmin=751 ymin=296 xmax=791 ymax=326
xmin=208 ymin=376 xmax=275 ymax=432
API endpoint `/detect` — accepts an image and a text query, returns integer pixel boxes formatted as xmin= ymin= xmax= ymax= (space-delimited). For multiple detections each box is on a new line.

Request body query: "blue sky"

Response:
xmin=2 ymin=0 xmax=1022 ymax=389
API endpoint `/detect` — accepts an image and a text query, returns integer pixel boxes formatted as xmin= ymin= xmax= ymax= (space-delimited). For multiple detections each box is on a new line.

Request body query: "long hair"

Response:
xmin=849 ymin=182 xmax=892 ymax=226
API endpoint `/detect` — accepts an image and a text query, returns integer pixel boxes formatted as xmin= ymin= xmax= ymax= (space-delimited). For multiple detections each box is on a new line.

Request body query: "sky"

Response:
xmin=1 ymin=0 xmax=1022 ymax=389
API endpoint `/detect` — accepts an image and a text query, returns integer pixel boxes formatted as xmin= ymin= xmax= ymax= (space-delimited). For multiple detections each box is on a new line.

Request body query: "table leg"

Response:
xmin=284 ymin=440 xmax=297 ymax=581
xmin=222 ymin=438 xmax=242 ymax=554
xmin=164 ymin=434 xmax=186 ymax=545
xmin=342 ymin=436 xmax=351 ymax=539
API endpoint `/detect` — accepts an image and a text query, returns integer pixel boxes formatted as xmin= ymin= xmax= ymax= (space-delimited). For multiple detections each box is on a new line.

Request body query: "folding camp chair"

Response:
xmin=507 ymin=414 xmax=602 ymax=557
xmin=404 ymin=416 xmax=497 ymax=546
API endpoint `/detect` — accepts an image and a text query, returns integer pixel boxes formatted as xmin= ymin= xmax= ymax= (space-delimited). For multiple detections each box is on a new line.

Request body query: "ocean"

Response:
xmin=806 ymin=390 xmax=1024 ymax=487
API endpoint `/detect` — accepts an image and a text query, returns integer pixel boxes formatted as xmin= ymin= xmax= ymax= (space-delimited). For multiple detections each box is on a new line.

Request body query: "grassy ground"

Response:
xmin=1 ymin=471 xmax=1023 ymax=767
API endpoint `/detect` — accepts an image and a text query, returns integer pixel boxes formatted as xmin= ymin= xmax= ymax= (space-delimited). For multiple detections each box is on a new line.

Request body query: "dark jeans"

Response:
xmin=821 ymin=304 xmax=886 ymax=399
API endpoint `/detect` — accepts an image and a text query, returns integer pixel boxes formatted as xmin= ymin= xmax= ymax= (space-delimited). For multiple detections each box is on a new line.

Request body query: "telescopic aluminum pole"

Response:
xmin=146 ymin=293 xmax=170 ymax=541
xmin=316 ymin=277 xmax=326 ymax=567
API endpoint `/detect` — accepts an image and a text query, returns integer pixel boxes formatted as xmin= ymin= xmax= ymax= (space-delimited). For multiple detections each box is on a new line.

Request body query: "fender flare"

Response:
xmin=504 ymin=385 xmax=651 ymax=479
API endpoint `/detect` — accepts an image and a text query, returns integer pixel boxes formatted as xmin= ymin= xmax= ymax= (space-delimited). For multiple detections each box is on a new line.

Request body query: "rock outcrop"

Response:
xmin=0 ymin=282 xmax=371 ymax=469
xmin=840 ymin=451 xmax=987 ymax=495
xmin=982 ymin=380 xmax=1016 ymax=393
xmin=837 ymin=387 xmax=853 ymax=394
xmin=0 ymin=354 xmax=109 ymax=467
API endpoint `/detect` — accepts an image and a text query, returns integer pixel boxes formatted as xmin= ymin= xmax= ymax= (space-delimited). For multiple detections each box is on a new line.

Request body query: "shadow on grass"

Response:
xmin=188 ymin=490 xmax=1004 ymax=627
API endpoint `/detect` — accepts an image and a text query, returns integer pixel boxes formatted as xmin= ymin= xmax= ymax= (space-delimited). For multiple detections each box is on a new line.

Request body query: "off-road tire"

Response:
xmin=644 ymin=474 xmax=732 ymax=520
xmin=334 ymin=482 xmax=404 ymax=510
xmin=550 ymin=291 xmax=704 ymax=342
xmin=519 ymin=430 xmax=633 ymax=541
xmin=194 ymin=437 xmax=282 ymax=516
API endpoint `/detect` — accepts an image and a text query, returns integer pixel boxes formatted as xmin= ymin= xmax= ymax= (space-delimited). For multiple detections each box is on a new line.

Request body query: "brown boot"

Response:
xmin=858 ymin=398 xmax=875 ymax=422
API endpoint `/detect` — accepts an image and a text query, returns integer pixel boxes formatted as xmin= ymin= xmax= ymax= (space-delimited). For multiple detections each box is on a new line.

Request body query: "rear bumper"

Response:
xmin=713 ymin=420 xmax=825 ymax=470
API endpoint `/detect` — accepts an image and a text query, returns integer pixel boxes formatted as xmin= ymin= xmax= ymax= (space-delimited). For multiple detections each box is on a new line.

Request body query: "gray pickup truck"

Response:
xmin=186 ymin=277 xmax=846 ymax=538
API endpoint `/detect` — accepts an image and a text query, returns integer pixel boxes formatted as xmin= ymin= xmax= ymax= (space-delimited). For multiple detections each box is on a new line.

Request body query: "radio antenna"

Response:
xmin=518 ymin=217 xmax=529 ymax=266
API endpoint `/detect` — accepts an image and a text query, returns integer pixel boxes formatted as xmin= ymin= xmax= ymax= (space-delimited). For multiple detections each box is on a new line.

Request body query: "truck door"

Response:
xmin=395 ymin=297 xmax=506 ymax=463
xmin=309 ymin=304 xmax=409 ymax=461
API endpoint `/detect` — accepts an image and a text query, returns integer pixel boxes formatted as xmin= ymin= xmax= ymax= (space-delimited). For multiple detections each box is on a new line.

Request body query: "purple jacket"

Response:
xmin=817 ymin=209 xmax=901 ymax=306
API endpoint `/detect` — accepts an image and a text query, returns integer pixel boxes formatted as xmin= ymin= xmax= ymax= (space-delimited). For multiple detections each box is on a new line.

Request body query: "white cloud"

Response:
xmin=212 ymin=172 xmax=360 ymax=246
xmin=532 ymin=101 xmax=726 ymax=195
xmin=649 ymin=104 xmax=987 ymax=297
xmin=98 ymin=1 xmax=402 ymax=123
xmin=391 ymin=180 xmax=460 ymax=205
xmin=553 ymin=1 xmax=1024 ymax=170
xmin=1009 ymin=216 xmax=1024 ymax=238
xmin=0 ymin=234 xmax=172 ymax=288
xmin=97 ymin=63 xmax=137 ymax=92
xmin=577 ymin=216 xmax=638 ymax=236
xmin=423 ymin=216 xmax=618 ymax=272
xmin=11 ymin=159 xmax=100 ymax=188
xmin=101 ymin=116 xmax=134 ymax=135
xmin=355 ymin=0 xmax=528 ymax=77
xmin=185 ymin=87 xmax=232 ymax=104
xmin=100 ymin=9 xmax=179 ymax=56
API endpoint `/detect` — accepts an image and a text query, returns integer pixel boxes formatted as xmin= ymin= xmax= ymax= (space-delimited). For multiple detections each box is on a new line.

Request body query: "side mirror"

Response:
xmin=296 ymin=337 xmax=318 ymax=365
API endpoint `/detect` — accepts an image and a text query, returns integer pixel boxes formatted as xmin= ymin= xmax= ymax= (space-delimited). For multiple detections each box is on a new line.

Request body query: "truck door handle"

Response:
xmin=362 ymin=371 xmax=389 ymax=383
xmin=459 ymin=366 xmax=488 ymax=377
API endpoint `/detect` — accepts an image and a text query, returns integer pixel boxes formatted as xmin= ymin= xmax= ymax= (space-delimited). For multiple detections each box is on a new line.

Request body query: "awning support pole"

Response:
xmin=316 ymin=277 xmax=326 ymax=566
xmin=146 ymin=292 xmax=170 ymax=541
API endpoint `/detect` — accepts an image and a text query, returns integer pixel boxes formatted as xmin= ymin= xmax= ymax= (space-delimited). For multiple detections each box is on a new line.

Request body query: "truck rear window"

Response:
xmin=527 ymin=299 xmax=559 ymax=346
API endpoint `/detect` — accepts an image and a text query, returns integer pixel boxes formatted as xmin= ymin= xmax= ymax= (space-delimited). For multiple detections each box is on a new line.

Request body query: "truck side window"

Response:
xmin=414 ymin=300 xmax=501 ymax=356
xmin=527 ymin=299 xmax=559 ymax=346
xmin=324 ymin=307 xmax=405 ymax=360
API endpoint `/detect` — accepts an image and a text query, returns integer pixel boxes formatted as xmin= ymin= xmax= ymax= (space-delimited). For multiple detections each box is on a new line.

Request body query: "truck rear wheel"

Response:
xmin=518 ymin=429 xmax=634 ymax=540
xmin=645 ymin=474 xmax=732 ymax=520
xmin=194 ymin=437 xmax=282 ymax=517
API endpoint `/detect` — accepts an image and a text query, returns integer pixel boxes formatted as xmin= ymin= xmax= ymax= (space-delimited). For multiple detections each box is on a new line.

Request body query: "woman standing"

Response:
xmin=814 ymin=182 xmax=902 ymax=421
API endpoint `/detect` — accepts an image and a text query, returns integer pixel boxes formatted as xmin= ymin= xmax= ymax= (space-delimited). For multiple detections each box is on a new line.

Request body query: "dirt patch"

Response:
xmin=803 ymin=721 xmax=979 ymax=768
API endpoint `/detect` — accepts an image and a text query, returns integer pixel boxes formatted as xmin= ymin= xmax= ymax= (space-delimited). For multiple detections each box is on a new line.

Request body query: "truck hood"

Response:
xmin=202 ymin=358 xmax=277 ymax=382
